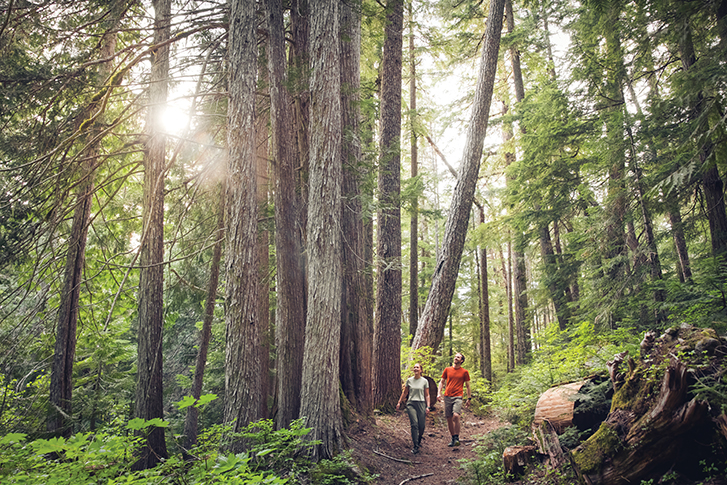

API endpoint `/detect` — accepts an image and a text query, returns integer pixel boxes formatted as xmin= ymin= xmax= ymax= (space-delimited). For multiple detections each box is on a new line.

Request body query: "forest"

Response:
xmin=1 ymin=0 xmax=726 ymax=483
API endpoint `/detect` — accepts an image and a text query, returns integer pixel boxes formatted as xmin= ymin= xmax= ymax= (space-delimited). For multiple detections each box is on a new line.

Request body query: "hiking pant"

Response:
xmin=406 ymin=401 xmax=426 ymax=447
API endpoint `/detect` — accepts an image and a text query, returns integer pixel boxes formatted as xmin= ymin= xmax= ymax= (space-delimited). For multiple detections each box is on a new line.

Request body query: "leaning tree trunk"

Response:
xmin=49 ymin=6 xmax=121 ymax=438
xmin=412 ymin=0 xmax=506 ymax=353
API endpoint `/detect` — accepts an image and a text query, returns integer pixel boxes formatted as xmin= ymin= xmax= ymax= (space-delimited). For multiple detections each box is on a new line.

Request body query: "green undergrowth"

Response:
xmin=0 ymin=413 xmax=374 ymax=484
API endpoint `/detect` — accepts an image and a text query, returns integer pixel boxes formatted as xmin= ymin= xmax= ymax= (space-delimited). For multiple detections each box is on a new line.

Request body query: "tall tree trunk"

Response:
xmin=300 ymin=0 xmax=344 ymax=460
xmin=256 ymin=85 xmax=271 ymax=420
xmin=266 ymin=0 xmax=307 ymax=430
xmin=291 ymin=0 xmax=310 ymax=244
xmin=224 ymin=0 xmax=262 ymax=441
xmin=339 ymin=0 xmax=372 ymax=415
xmin=499 ymin=244 xmax=514 ymax=372
xmin=476 ymin=206 xmax=492 ymax=383
xmin=506 ymin=0 xmax=530 ymax=365
xmin=678 ymin=15 xmax=727 ymax=259
xmin=666 ymin=191 xmax=692 ymax=283
xmin=539 ymin=222 xmax=570 ymax=330
xmin=408 ymin=2 xmax=419 ymax=343
xmin=373 ymin=0 xmax=403 ymax=412
xmin=134 ymin=0 xmax=171 ymax=470
xmin=602 ymin=0 xmax=629 ymax=288
xmin=183 ymin=191 xmax=224 ymax=451
xmin=413 ymin=0 xmax=506 ymax=353
xmin=48 ymin=14 xmax=119 ymax=437
xmin=632 ymin=160 xmax=665 ymax=315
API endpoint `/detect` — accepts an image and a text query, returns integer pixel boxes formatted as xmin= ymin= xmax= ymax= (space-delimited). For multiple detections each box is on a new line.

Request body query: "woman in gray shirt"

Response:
xmin=396 ymin=363 xmax=430 ymax=454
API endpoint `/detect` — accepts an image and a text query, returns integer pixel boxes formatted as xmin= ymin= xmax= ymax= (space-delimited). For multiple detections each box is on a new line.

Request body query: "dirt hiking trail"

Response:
xmin=348 ymin=406 xmax=507 ymax=484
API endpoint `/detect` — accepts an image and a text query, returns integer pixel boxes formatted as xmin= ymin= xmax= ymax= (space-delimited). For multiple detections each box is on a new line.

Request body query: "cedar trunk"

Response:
xmin=339 ymin=0 xmax=372 ymax=415
xmin=299 ymin=0 xmax=345 ymax=460
xmin=267 ymin=0 xmax=307 ymax=430
xmin=134 ymin=0 xmax=170 ymax=470
xmin=224 ymin=0 xmax=262 ymax=440
xmin=373 ymin=0 xmax=404 ymax=411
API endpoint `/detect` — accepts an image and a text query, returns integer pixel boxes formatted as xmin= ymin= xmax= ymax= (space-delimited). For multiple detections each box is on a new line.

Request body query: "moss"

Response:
xmin=572 ymin=422 xmax=621 ymax=474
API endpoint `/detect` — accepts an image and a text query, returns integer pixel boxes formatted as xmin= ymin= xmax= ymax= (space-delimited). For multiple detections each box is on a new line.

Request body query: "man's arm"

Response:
xmin=464 ymin=380 xmax=472 ymax=407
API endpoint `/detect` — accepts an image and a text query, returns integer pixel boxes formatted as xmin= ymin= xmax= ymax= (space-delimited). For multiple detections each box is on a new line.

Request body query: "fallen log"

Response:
xmin=532 ymin=381 xmax=584 ymax=433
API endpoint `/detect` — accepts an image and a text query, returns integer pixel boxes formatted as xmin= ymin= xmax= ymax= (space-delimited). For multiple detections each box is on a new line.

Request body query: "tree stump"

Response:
xmin=503 ymin=445 xmax=537 ymax=478
xmin=569 ymin=326 xmax=727 ymax=485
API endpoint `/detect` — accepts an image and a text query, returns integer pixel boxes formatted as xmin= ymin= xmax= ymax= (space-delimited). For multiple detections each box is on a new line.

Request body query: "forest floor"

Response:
xmin=347 ymin=405 xmax=507 ymax=485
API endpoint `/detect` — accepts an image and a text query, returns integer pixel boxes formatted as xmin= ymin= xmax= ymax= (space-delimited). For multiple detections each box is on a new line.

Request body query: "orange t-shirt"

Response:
xmin=441 ymin=366 xmax=470 ymax=397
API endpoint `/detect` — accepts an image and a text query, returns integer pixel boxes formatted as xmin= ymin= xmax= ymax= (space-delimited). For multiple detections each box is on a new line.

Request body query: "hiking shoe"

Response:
xmin=448 ymin=438 xmax=456 ymax=447
xmin=412 ymin=446 xmax=420 ymax=454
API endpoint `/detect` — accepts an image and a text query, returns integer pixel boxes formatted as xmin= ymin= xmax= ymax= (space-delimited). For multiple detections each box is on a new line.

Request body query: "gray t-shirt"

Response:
xmin=406 ymin=376 xmax=429 ymax=403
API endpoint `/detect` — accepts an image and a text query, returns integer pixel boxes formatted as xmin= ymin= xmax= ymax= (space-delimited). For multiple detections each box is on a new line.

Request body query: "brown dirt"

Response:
xmin=347 ymin=406 xmax=508 ymax=485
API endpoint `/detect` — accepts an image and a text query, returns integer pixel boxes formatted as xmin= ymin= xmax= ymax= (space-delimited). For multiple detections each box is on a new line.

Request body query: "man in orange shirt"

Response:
xmin=437 ymin=352 xmax=471 ymax=447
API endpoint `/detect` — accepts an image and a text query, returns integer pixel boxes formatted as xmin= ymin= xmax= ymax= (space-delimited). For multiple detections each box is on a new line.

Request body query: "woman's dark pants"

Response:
xmin=406 ymin=401 xmax=426 ymax=448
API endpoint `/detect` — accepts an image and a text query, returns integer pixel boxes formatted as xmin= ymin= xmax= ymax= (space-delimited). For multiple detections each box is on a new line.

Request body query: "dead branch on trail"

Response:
xmin=398 ymin=473 xmax=434 ymax=485
xmin=372 ymin=448 xmax=419 ymax=464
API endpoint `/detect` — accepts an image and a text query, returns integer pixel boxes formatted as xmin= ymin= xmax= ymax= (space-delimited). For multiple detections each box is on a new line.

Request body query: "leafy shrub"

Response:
xmin=0 ymin=415 xmax=296 ymax=484
xmin=309 ymin=450 xmax=376 ymax=485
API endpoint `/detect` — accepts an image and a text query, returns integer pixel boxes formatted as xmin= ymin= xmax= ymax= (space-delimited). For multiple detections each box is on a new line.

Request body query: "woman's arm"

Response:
xmin=396 ymin=384 xmax=409 ymax=410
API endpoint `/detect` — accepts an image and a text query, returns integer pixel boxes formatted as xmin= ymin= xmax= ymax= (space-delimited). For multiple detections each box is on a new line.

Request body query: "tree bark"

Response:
xmin=134 ymin=0 xmax=171 ymax=470
xmin=256 ymin=86 xmax=271 ymax=420
xmin=266 ymin=0 xmax=307 ymax=430
xmin=505 ymin=0 xmax=530 ymax=365
xmin=602 ymin=0 xmax=629 ymax=289
xmin=223 ymin=0 xmax=262 ymax=442
xmin=666 ymin=191 xmax=692 ymax=283
xmin=339 ymin=0 xmax=372 ymax=415
xmin=373 ymin=0 xmax=404 ymax=412
xmin=408 ymin=3 xmax=419 ymax=343
xmin=476 ymin=206 xmax=491 ymax=383
xmin=183 ymin=191 xmax=224 ymax=451
xmin=678 ymin=16 xmax=727 ymax=259
xmin=300 ymin=0 xmax=345 ymax=460
xmin=291 ymin=0 xmax=310 ymax=245
xmin=412 ymin=0 xmax=506 ymax=353
xmin=539 ymin=222 xmax=570 ymax=330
